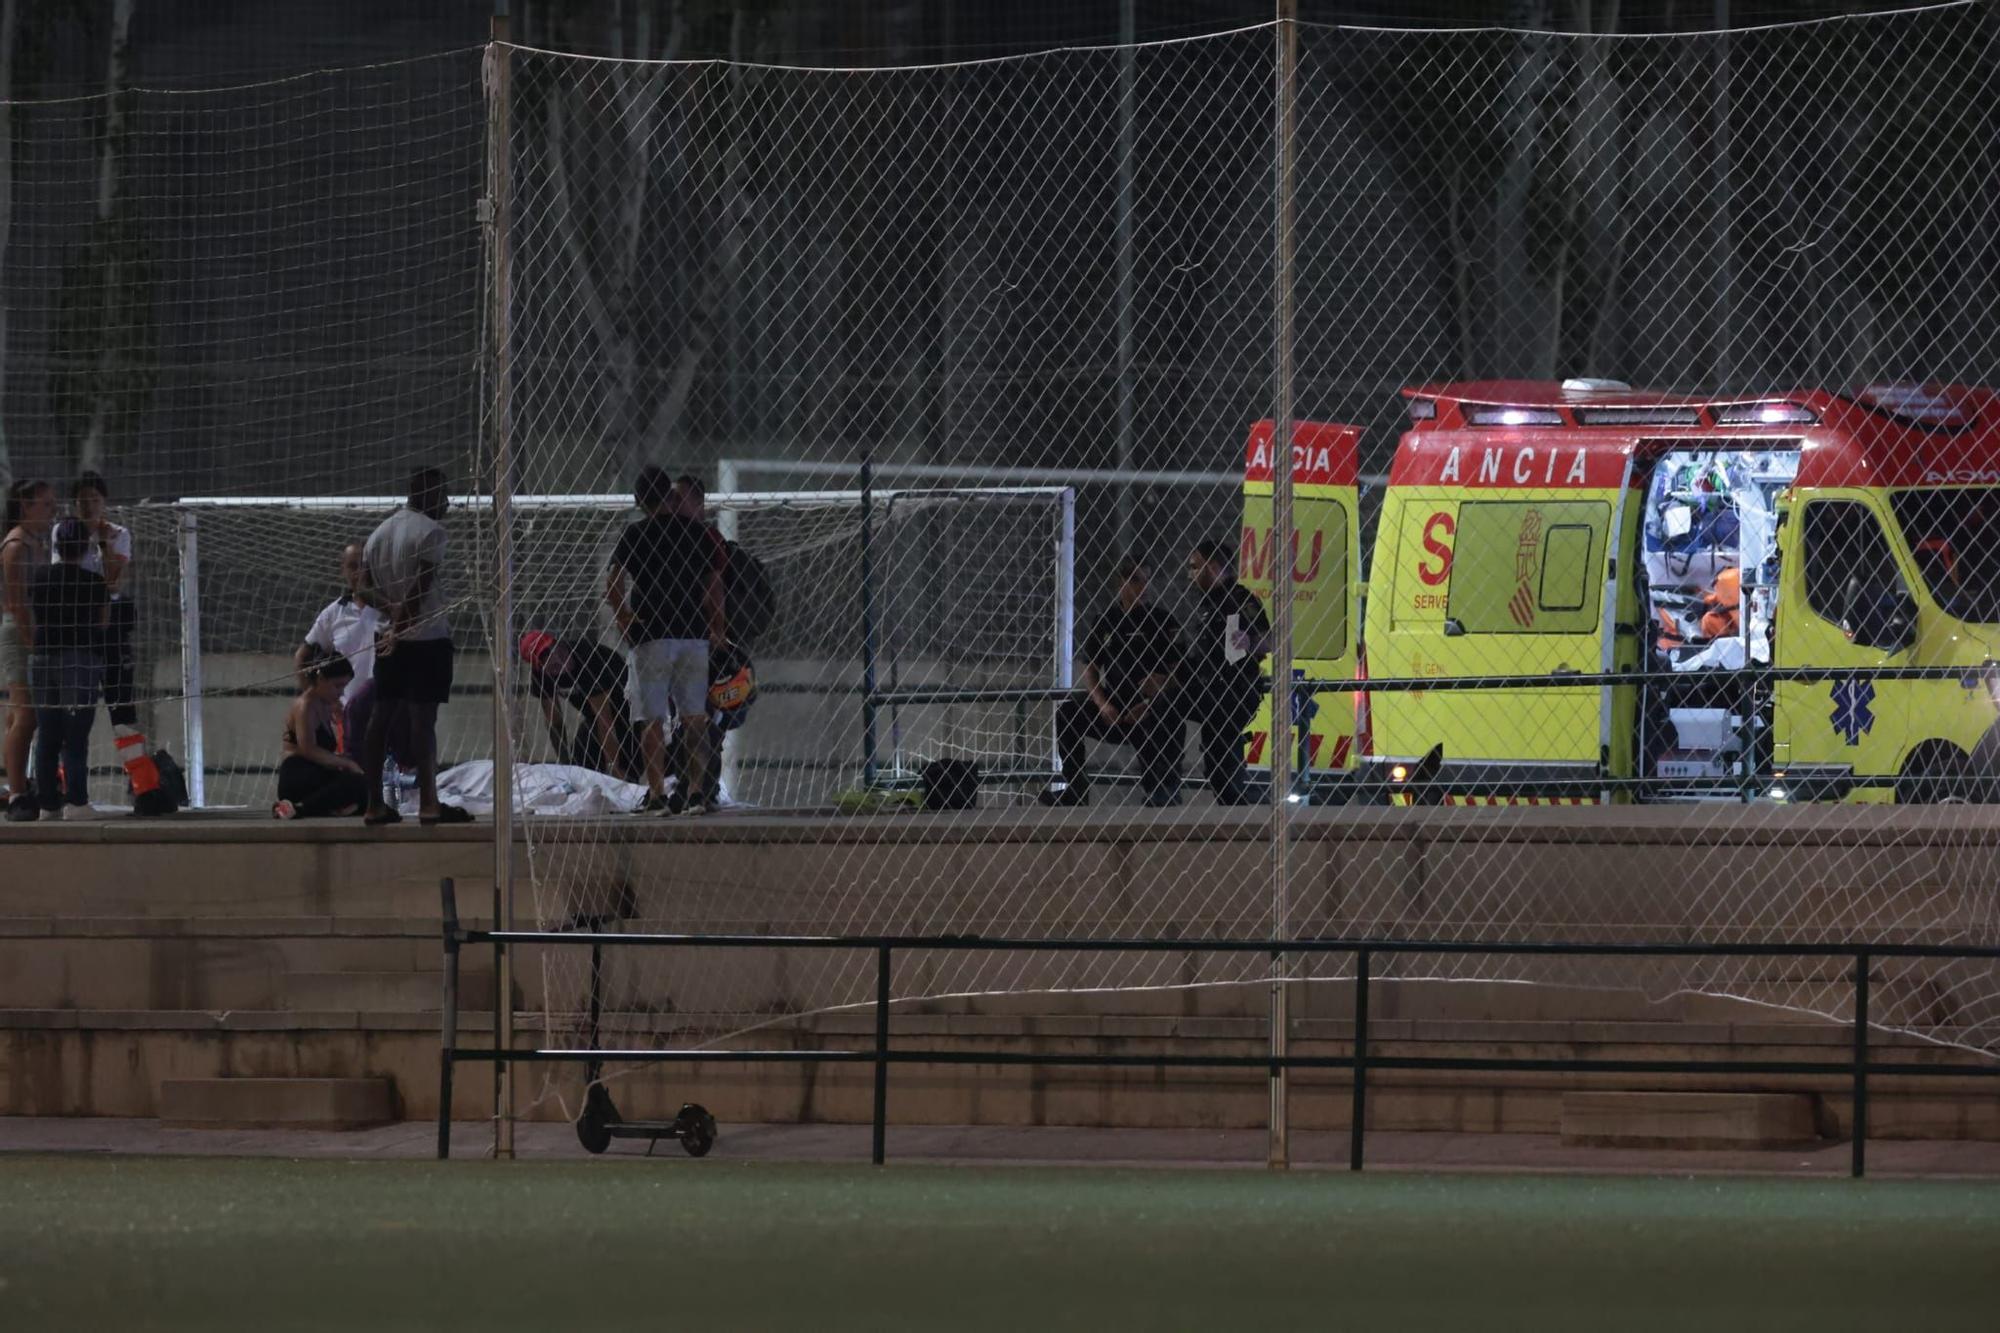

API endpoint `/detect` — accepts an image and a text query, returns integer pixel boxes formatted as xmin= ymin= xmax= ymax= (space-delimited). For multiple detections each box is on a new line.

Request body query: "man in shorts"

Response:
xmin=361 ymin=468 xmax=467 ymax=826
xmin=607 ymin=468 xmax=725 ymax=814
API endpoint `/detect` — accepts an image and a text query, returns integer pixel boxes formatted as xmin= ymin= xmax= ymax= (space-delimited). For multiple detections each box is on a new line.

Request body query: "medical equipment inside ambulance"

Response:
xmin=1639 ymin=447 xmax=1799 ymax=787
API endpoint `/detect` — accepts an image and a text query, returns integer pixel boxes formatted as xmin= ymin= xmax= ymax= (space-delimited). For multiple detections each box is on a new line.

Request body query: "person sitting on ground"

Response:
xmin=28 ymin=517 xmax=110 ymax=820
xmin=519 ymin=630 xmax=635 ymax=780
xmin=1043 ymin=557 xmax=1186 ymax=808
xmin=274 ymin=653 xmax=369 ymax=819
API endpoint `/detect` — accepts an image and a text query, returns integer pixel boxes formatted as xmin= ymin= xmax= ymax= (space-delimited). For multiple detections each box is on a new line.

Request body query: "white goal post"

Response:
xmin=156 ymin=486 xmax=1076 ymax=809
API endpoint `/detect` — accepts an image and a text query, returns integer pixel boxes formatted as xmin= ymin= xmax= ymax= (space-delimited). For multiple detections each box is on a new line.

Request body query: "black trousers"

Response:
xmin=1055 ymin=694 xmax=1183 ymax=796
xmin=277 ymin=755 xmax=369 ymax=818
xmin=102 ymin=599 xmax=138 ymax=728
xmin=1182 ymin=675 xmax=1261 ymax=805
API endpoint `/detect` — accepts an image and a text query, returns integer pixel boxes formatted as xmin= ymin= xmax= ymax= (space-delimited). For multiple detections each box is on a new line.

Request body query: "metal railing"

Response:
xmin=436 ymin=878 xmax=2000 ymax=1176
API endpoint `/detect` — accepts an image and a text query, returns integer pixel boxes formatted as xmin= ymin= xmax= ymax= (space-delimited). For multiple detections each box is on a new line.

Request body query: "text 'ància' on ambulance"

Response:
xmin=1362 ymin=379 xmax=2000 ymax=805
xmin=1238 ymin=418 xmax=1363 ymax=801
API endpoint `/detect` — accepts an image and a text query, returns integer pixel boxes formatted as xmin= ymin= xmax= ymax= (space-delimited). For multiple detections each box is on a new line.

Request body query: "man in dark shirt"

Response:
xmin=1042 ymin=558 xmax=1185 ymax=807
xmin=1182 ymin=538 xmax=1271 ymax=806
xmin=28 ymin=518 xmax=109 ymax=817
xmin=519 ymin=630 xmax=636 ymax=780
xmin=608 ymin=468 xmax=725 ymax=813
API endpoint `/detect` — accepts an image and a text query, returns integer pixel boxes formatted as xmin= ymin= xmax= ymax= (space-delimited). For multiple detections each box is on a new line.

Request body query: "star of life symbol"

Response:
xmin=1830 ymin=677 xmax=1875 ymax=746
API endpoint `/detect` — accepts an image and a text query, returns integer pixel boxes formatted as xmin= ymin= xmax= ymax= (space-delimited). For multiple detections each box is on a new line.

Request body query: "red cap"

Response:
xmin=518 ymin=631 xmax=556 ymax=666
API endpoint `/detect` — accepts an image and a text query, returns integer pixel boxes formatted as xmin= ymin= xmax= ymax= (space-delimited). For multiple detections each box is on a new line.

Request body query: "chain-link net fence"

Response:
xmin=3 ymin=9 xmax=1998 ymax=1132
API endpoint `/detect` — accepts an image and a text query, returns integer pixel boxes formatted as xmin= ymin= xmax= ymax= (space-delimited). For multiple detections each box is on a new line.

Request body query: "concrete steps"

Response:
xmin=159 ymin=1077 xmax=397 ymax=1130
xmin=1560 ymin=1092 xmax=1822 ymax=1149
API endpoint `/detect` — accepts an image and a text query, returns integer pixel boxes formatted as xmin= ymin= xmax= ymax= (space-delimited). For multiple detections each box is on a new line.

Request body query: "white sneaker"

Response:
xmin=62 ymin=803 xmax=107 ymax=821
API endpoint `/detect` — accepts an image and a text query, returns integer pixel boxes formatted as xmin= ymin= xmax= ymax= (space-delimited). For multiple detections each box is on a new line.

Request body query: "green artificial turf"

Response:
xmin=3 ymin=1157 xmax=1997 ymax=1330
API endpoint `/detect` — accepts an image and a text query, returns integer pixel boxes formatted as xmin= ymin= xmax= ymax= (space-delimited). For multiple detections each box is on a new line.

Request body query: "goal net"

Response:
xmin=147 ymin=486 xmax=1073 ymax=811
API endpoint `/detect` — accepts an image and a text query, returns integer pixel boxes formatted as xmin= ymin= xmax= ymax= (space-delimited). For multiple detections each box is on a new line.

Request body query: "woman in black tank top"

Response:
xmin=275 ymin=653 xmax=370 ymax=819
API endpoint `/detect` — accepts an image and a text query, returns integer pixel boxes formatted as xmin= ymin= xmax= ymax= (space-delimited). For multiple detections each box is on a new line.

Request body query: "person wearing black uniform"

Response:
xmin=1182 ymin=538 xmax=1271 ymax=806
xmin=1043 ymin=558 xmax=1184 ymax=807
xmin=518 ymin=630 xmax=636 ymax=780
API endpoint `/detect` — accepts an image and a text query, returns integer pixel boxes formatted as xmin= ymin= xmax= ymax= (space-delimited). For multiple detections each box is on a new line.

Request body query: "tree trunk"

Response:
xmin=77 ymin=0 xmax=135 ymax=475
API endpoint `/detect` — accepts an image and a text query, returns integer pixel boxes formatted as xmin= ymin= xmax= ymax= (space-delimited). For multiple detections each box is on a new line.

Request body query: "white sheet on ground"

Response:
xmin=419 ymin=761 xmax=733 ymax=817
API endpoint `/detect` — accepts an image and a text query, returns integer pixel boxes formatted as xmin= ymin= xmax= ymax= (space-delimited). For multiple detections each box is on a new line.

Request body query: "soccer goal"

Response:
xmin=142 ymin=485 xmax=1075 ymax=809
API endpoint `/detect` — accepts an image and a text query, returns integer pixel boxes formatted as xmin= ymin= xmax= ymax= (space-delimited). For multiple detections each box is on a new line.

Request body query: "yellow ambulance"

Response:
xmin=1237 ymin=418 xmax=1364 ymax=798
xmin=1361 ymin=380 xmax=2000 ymax=803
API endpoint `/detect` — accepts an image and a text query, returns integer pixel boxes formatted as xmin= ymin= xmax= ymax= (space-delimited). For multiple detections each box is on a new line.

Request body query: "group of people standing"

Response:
xmin=279 ymin=464 xmax=734 ymax=822
xmin=280 ymin=466 xmax=465 ymax=825
xmin=1047 ymin=539 xmax=1273 ymax=809
xmin=1 ymin=473 xmax=161 ymax=821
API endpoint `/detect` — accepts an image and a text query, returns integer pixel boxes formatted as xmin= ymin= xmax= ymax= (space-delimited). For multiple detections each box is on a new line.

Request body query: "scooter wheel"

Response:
xmin=676 ymin=1103 xmax=717 ymax=1158
xmin=576 ymin=1105 xmax=612 ymax=1154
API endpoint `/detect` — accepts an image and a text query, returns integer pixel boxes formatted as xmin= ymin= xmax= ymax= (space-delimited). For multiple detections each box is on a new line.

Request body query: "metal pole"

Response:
xmin=1115 ymin=0 xmax=1136 ymax=557
xmin=438 ymin=878 xmax=459 ymax=1160
xmin=1266 ymin=0 xmax=1299 ymax=1172
xmin=1851 ymin=950 xmax=1870 ymax=1179
xmin=1349 ymin=948 xmax=1369 ymax=1171
xmin=1711 ymin=0 xmax=1733 ymax=389
xmin=175 ymin=508 xmax=205 ymax=807
xmin=1053 ymin=487 xmax=1076 ymax=773
xmin=873 ymin=945 xmax=892 ymax=1165
xmin=485 ymin=10 xmax=518 ymax=1160
xmin=860 ymin=455 xmax=880 ymax=787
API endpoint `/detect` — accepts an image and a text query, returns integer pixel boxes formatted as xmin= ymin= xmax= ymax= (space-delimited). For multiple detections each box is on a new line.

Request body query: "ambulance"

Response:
xmin=1362 ymin=379 xmax=2000 ymax=803
xmin=1237 ymin=418 xmax=1364 ymax=797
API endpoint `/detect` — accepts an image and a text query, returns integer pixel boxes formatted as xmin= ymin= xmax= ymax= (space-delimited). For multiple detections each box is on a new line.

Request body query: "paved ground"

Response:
xmin=6 ymin=1116 xmax=2000 ymax=1177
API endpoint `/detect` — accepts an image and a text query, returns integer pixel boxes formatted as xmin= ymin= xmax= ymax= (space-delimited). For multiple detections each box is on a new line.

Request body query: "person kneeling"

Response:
xmin=275 ymin=654 xmax=369 ymax=819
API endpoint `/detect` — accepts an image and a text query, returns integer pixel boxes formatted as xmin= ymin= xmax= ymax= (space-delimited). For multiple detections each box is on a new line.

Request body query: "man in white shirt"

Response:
xmin=361 ymin=467 xmax=465 ymax=826
xmin=295 ymin=542 xmax=383 ymax=757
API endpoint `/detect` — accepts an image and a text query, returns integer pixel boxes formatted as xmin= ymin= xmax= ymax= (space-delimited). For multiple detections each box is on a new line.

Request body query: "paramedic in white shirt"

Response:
xmin=295 ymin=542 xmax=384 ymax=757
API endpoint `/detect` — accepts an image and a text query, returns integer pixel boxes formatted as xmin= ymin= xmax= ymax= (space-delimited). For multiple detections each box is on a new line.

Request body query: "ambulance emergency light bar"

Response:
xmin=1403 ymin=379 xmax=1827 ymax=430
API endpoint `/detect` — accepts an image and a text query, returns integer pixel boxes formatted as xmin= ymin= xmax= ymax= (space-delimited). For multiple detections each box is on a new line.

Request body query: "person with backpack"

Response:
xmin=28 ymin=518 xmax=110 ymax=819
xmin=607 ymin=469 xmax=726 ymax=814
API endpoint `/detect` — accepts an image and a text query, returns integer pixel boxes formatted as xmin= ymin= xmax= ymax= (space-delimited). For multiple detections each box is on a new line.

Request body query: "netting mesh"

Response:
xmin=4 ymin=10 xmax=1999 ymax=1127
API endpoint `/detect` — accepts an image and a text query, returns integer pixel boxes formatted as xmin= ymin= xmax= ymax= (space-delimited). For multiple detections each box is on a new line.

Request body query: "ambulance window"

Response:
xmin=1539 ymin=526 xmax=1593 ymax=612
xmin=1447 ymin=501 xmax=1607 ymax=634
xmin=1802 ymin=501 xmax=1903 ymax=624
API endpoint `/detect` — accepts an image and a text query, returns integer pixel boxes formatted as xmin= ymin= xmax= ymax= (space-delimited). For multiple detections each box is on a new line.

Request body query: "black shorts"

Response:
xmin=376 ymin=637 xmax=454 ymax=705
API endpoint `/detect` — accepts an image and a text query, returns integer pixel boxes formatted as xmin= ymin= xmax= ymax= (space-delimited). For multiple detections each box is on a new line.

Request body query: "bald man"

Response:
xmin=296 ymin=542 xmax=385 ymax=756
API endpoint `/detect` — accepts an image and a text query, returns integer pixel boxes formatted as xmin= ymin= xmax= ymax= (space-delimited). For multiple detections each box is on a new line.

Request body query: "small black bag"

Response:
xmin=137 ymin=749 xmax=188 ymax=816
xmin=922 ymin=759 xmax=979 ymax=812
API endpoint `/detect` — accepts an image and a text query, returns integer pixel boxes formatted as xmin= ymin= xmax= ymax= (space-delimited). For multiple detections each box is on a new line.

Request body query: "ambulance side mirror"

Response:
xmin=1442 ymin=618 xmax=1466 ymax=638
xmin=1842 ymin=580 xmax=1917 ymax=653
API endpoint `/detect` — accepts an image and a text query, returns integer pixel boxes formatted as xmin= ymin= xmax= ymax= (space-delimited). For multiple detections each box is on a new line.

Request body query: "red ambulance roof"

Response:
xmin=1244 ymin=419 xmax=1360 ymax=487
xmin=1393 ymin=381 xmax=2000 ymax=491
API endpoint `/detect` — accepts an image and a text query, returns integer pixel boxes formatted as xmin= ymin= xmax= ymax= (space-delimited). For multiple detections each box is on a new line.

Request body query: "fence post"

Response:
xmin=1851 ymin=950 xmax=1870 ymax=1179
xmin=175 ymin=507 xmax=206 ymax=807
xmin=484 ymin=9 xmax=519 ymax=1163
xmin=1350 ymin=948 xmax=1370 ymax=1171
xmin=1266 ymin=0 xmax=1300 ymax=1176
xmin=860 ymin=457 xmax=879 ymax=788
xmin=437 ymin=878 xmax=459 ymax=1160
xmin=873 ymin=945 xmax=892 ymax=1165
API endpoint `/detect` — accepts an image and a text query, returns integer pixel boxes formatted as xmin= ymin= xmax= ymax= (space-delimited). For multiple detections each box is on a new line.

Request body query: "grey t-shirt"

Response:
xmin=363 ymin=507 xmax=450 ymax=642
